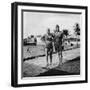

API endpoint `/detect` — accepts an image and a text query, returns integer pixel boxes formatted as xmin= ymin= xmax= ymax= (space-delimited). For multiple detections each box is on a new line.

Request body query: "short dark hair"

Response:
xmin=47 ymin=28 xmax=50 ymax=31
xmin=56 ymin=24 xmax=59 ymax=28
xmin=56 ymin=24 xmax=60 ymax=32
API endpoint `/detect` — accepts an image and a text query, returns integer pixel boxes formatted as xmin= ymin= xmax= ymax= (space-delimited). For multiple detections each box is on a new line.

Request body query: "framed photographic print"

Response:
xmin=11 ymin=2 xmax=88 ymax=87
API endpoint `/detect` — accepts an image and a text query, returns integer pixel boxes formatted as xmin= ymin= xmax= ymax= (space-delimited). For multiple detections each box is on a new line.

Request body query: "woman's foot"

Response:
xmin=58 ymin=62 xmax=63 ymax=68
xmin=46 ymin=63 xmax=49 ymax=67
xmin=45 ymin=63 xmax=49 ymax=69
xmin=50 ymin=63 xmax=52 ymax=66
xmin=42 ymin=64 xmax=49 ymax=69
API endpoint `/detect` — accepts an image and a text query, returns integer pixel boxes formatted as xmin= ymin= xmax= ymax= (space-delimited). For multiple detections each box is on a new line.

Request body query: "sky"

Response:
xmin=23 ymin=11 xmax=81 ymax=38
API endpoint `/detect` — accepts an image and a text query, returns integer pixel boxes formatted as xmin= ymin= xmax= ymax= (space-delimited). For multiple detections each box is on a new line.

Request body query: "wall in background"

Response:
xmin=0 ymin=0 xmax=89 ymax=89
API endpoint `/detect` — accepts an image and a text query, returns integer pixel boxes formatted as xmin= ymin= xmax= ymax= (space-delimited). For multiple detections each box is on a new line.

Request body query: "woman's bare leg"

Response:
xmin=45 ymin=48 xmax=49 ymax=66
xmin=58 ymin=52 xmax=62 ymax=66
xmin=50 ymin=52 xmax=52 ymax=65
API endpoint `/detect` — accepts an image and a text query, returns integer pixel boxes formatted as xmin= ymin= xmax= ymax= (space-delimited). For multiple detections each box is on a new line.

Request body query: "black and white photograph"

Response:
xmin=22 ymin=11 xmax=81 ymax=77
xmin=11 ymin=2 xmax=88 ymax=87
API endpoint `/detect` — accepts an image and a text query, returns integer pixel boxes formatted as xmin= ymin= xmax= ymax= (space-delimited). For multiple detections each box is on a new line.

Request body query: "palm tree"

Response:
xmin=74 ymin=23 xmax=80 ymax=47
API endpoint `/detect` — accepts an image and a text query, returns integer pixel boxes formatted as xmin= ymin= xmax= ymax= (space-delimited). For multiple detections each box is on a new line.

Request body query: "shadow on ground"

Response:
xmin=23 ymin=57 xmax=80 ymax=77
xmin=38 ymin=57 xmax=80 ymax=77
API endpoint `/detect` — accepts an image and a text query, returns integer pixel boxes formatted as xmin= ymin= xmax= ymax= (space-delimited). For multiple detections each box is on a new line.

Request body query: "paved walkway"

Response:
xmin=25 ymin=48 xmax=80 ymax=68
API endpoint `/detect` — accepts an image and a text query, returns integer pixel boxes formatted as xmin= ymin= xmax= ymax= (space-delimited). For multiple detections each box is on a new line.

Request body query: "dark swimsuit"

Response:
xmin=45 ymin=34 xmax=53 ymax=53
xmin=54 ymin=32 xmax=63 ymax=52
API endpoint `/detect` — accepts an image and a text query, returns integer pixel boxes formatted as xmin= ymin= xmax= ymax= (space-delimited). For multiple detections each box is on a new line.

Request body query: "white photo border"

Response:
xmin=11 ymin=2 xmax=88 ymax=87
